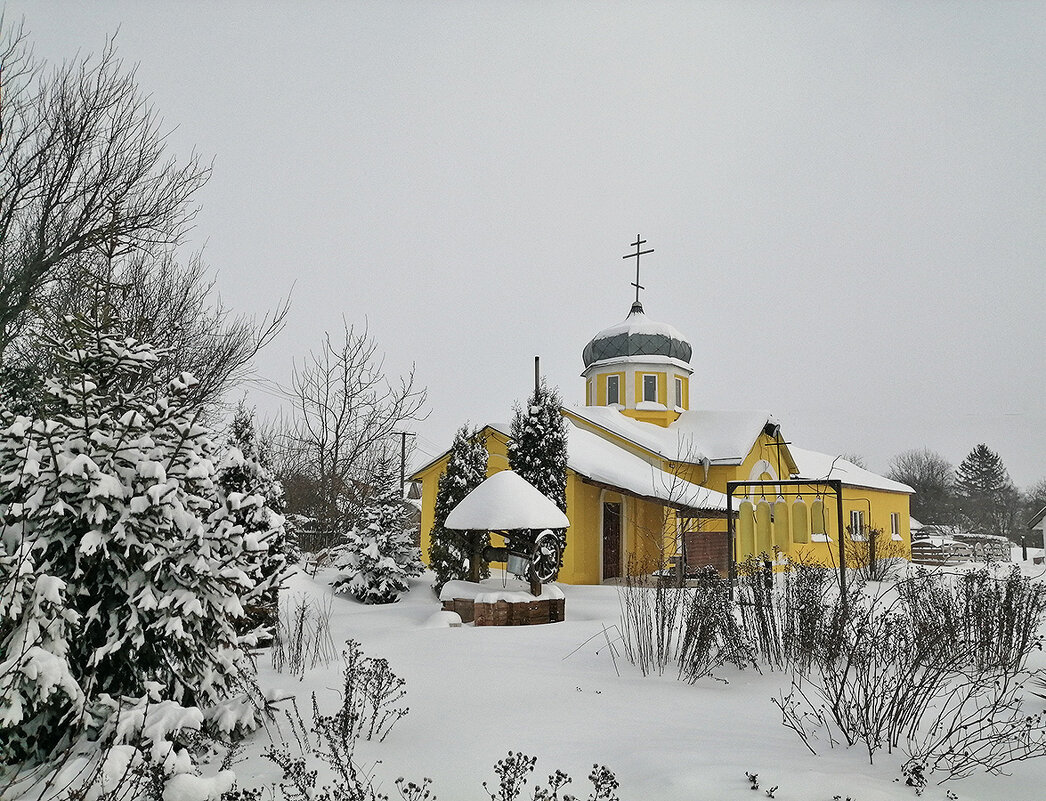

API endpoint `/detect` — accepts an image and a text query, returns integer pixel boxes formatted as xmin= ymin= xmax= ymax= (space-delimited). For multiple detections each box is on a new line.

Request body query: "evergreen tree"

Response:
xmin=216 ymin=402 xmax=288 ymax=642
xmin=332 ymin=473 xmax=422 ymax=604
xmin=955 ymin=444 xmax=1020 ymax=540
xmin=428 ymin=425 xmax=489 ymax=592
xmin=507 ymin=380 xmax=568 ymax=574
xmin=0 ymin=315 xmax=274 ymax=761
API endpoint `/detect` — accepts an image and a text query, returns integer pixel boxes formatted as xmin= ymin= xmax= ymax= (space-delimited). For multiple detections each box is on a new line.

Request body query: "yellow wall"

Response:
xmin=562 ymin=473 xmax=601 ymax=584
xmin=646 ymin=433 xmax=910 ymax=571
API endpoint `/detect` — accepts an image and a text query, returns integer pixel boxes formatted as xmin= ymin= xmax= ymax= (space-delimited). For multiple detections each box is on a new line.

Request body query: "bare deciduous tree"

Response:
xmin=1 ymin=23 xmax=287 ymax=416
xmin=887 ymin=448 xmax=955 ymax=523
xmin=0 ymin=24 xmax=209 ymax=351
xmin=279 ymin=323 xmax=427 ymax=531
xmin=8 ymin=248 xmax=289 ymax=416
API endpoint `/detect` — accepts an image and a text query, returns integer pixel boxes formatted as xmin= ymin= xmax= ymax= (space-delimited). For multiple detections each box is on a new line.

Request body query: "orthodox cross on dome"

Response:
xmin=622 ymin=234 xmax=653 ymax=309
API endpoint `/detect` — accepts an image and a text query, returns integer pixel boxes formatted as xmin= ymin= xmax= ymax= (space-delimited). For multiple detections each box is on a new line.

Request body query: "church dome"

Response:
xmin=582 ymin=301 xmax=692 ymax=368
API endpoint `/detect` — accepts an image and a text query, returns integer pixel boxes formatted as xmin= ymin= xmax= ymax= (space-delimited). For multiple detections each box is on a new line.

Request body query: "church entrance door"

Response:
xmin=602 ymin=501 xmax=622 ymax=580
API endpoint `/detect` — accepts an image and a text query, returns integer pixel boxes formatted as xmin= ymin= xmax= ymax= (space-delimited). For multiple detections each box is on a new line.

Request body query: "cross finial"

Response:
xmin=622 ymin=234 xmax=654 ymax=309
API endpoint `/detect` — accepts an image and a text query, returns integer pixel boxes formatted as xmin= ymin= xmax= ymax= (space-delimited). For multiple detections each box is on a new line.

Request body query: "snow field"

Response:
xmin=240 ymin=566 xmax=1046 ymax=801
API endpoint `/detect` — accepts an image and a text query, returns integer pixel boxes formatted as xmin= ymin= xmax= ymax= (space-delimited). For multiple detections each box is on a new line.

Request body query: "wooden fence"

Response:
xmin=910 ymin=538 xmax=975 ymax=566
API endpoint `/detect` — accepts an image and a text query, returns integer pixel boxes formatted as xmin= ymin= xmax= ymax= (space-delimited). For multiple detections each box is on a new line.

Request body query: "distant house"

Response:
xmin=1030 ymin=504 xmax=1046 ymax=547
xmin=413 ymin=295 xmax=913 ymax=583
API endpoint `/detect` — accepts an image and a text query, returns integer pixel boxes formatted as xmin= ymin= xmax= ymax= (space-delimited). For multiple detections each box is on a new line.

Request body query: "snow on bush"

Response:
xmin=332 ymin=478 xmax=422 ymax=604
xmin=0 ymin=315 xmax=282 ymax=762
xmin=428 ymin=424 xmax=488 ymax=591
xmin=507 ymin=380 xmax=567 ymax=572
xmin=216 ymin=402 xmax=288 ymax=641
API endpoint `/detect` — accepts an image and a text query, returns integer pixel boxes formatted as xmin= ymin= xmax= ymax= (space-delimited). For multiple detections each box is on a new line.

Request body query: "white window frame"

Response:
xmin=606 ymin=375 xmax=620 ymax=406
xmin=890 ymin=512 xmax=902 ymax=541
xmin=642 ymin=374 xmax=658 ymax=403
xmin=850 ymin=509 xmax=866 ymax=541
xmin=674 ymin=377 xmax=683 ymax=409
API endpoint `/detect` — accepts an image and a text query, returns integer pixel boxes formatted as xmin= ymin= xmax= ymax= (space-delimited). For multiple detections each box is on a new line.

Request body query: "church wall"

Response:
xmin=561 ymin=474 xmax=602 ymax=584
xmin=655 ymin=435 xmax=910 ymax=572
xmin=626 ymin=498 xmax=669 ymax=571
xmin=415 ymin=452 xmax=449 ymax=566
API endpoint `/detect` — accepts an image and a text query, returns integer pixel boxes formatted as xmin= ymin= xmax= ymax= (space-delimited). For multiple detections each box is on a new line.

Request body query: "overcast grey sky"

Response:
xmin=8 ymin=1 xmax=1045 ymax=487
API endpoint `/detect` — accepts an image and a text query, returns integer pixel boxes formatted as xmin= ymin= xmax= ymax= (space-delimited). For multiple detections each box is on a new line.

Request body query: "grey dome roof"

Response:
xmin=582 ymin=301 xmax=692 ymax=368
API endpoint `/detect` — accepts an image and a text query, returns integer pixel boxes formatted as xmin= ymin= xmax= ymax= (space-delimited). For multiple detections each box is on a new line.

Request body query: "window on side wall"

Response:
xmin=890 ymin=512 xmax=901 ymax=541
xmin=606 ymin=375 xmax=620 ymax=406
xmin=674 ymin=377 xmax=683 ymax=409
xmin=643 ymin=374 xmax=657 ymax=403
xmin=850 ymin=509 xmax=866 ymax=540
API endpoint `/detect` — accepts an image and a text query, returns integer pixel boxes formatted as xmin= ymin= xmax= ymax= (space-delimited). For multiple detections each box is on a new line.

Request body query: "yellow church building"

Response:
xmin=413 ymin=294 xmax=913 ymax=585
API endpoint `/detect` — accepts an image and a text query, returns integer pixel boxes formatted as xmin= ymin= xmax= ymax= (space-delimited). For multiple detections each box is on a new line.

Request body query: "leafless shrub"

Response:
xmin=779 ymin=562 xmax=834 ymax=674
xmin=776 ymin=567 xmax=1046 ymax=780
xmin=263 ymin=640 xmax=413 ymax=801
xmin=897 ymin=566 xmax=1046 ymax=673
xmin=483 ymin=750 xmax=620 ymax=801
xmin=331 ymin=640 xmax=409 ymax=745
xmin=677 ymin=567 xmax=755 ymax=681
xmin=617 ymin=557 xmax=688 ymax=677
xmin=906 ymin=669 xmax=1046 ymax=781
xmin=271 ymin=594 xmax=337 ymax=678
xmin=845 ymin=527 xmax=908 ymax=583
xmin=736 ymin=555 xmax=785 ymax=669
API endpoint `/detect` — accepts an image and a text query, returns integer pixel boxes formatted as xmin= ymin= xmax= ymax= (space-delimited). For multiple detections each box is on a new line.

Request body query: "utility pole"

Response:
xmin=534 ymin=355 xmax=540 ymax=395
xmin=393 ymin=431 xmax=416 ymax=497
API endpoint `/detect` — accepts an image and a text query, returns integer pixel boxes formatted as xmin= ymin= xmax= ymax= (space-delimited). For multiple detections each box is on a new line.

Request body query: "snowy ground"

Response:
xmin=233 ymin=558 xmax=1046 ymax=801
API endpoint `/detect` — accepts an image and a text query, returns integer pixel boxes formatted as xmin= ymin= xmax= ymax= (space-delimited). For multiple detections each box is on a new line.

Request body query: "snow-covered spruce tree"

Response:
xmin=216 ymin=402 xmax=288 ymax=641
xmin=955 ymin=444 xmax=1019 ymax=540
xmin=507 ymin=380 xmax=568 ymax=573
xmin=332 ymin=473 xmax=422 ymax=604
xmin=428 ymin=425 xmax=489 ymax=592
xmin=0 ymin=315 xmax=275 ymax=761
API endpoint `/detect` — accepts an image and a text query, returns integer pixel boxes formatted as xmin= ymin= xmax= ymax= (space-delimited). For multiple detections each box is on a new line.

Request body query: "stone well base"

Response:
xmin=441 ymin=597 xmax=565 ymax=626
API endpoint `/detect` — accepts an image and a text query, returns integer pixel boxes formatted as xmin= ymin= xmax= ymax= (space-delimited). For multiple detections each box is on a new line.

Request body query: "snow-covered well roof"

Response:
xmin=444 ymin=470 xmax=570 ymax=530
xmin=789 ymin=446 xmax=914 ymax=494
xmin=565 ymin=405 xmax=775 ymax=466
xmin=564 ymin=420 xmax=729 ymax=513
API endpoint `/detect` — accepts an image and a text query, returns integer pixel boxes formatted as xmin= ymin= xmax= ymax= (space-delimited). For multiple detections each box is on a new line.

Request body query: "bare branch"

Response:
xmin=0 ymin=28 xmax=209 ymax=351
xmin=276 ymin=322 xmax=427 ymax=529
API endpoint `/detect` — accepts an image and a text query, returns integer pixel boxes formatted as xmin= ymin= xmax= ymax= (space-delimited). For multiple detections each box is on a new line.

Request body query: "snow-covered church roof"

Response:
xmin=565 ymin=405 xmax=776 ymax=466
xmin=788 ymin=446 xmax=914 ymax=494
xmin=581 ymin=302 xmax=692 ymax=369
xmin=563 ymin=421 xmax=729 ymax=512
xmin=475 ymin=420 xmax=730 ymax=514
